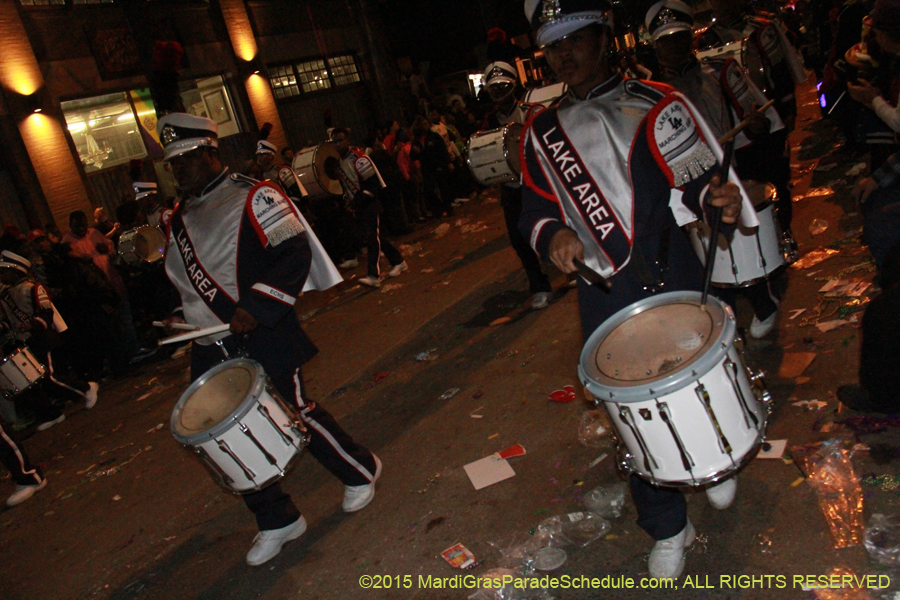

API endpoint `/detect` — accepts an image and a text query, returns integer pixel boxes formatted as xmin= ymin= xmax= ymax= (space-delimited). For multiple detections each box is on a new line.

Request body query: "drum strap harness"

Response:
xmin=169 ymin=209 xmax=238 ymax=324
xmin=532 ymin=109 xmax=632 ymax=272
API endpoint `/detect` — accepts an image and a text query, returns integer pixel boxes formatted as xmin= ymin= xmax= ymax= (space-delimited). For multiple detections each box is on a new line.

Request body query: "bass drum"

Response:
xmin=292 ymin=143 xmax=344 ymax=200
xmin=466 ymin=123 xmax=522 ymax=186
xmin=694 ymin=38 xmax=768 ymax=95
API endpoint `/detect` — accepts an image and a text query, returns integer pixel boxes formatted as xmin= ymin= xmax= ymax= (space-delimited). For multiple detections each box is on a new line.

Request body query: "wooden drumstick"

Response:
xmin=158 ymin=324 xmax=231 ymax=346
xmin=573 ymin=259 xmax=612 ymax=293
xmin=152 ymin=321 xmax=200 ymax=331
xmin=717 ymin=99 xmax=776 ymax=144
xmin=700 ymin=140 xmax=736 ymax=309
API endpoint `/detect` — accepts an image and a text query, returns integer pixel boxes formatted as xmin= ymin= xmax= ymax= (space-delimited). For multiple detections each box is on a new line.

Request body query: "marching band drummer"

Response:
xmin=519 ymin=0 xmax=751 ymax=578
xmin=648 ymin=0 xmax=786 ymax=339
xmin=482 ymin=61 xmax=555 ymax=310
xmin=157 ymin=113 xmax=381 ymax=567
xmin=133 ymin=181 xmax=168 ymax=229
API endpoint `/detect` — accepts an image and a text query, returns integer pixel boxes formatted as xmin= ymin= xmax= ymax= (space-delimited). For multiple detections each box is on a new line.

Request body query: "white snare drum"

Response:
xmin=579 ymin=292 xmax=769 ymax=487
xmin=523 ymin=82 xmax=568 ymax=107
xmin=118 ymin=226 xmax=166 ymax=265
xmin=695 ymin=38 xmax=767 ymax=94
xmin=0 ymin=347 xmax=45 ymax=397
xmin=689 ymin=182 xmax=789 ymax=288
xmin=466 ymin=123 xmax=523 ymax=186
xmin=292 ymin=143 xmax=343 ymax=200
xmin=171 ymin=358 xmax=308 ymax=494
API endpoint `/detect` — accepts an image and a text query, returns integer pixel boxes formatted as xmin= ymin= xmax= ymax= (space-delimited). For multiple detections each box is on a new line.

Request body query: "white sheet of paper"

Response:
xmin=464 ymin=456 xmax=516 ymax=490
xmin=758 ymin=439 xmax=788 ymax=459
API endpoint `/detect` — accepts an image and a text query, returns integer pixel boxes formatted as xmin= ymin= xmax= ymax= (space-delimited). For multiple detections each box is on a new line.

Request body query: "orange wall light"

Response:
xmin=0 ymin=1 xmax=44 ymax=96
xmin=220 ymin=0 xmax=258 ymax=62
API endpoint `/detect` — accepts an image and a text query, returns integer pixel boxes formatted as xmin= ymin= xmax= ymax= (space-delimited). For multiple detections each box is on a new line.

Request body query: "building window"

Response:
xmin=61 ymin=92 xmax=146 ymax=173
xmin=61 ymin=76 xmax=239 ymax=173
xmin=269 ymin=54 xmax=361 ymax=99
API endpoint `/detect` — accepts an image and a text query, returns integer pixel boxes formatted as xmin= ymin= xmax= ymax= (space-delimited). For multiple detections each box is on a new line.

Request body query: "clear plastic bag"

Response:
xmin=578 ymin=409 xmax=611 ymax=448
xmin=864 ymin=513 xmax=900 ymax=566
xmin=536 ymin=511 xmax=610 ymax=548
xmin=583 ymin=482 xmax=628 ymax=518
xmin=801 ymin=441 xmax=865 ymax=549
xmin=809 ymin=218 xmax=829 ymax=236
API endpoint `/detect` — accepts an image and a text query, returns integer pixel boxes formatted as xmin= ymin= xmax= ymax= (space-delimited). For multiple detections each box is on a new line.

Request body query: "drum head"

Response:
xmin=293 ymin=143 xmax=343 ymax=197
xmin=742 ymin=180 xmax=776 ymax=210
xmin=586 ymin=298 xmax=725 ymax=388
xmin=135 ymin=226 xmax=165 ymax=262
xmin=174 ymin=364 xmax=255 ymax=436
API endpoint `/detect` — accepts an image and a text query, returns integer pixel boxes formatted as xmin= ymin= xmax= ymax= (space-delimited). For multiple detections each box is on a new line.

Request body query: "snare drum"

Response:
xmin=695 ymin=37 xmax=768 ymax=94
xmin=523 ymin=82 xmax=568 ymax=107
xmin=171 ymin=358 xmax=308 ymax=494
xmin=578 ymin=292 xmax=769 ymax=487
xmin=466 ymin=123 xmax=523 ymax=186
xmin=689 ymin=182 xmax=788 ymax=287
xmin=118 ymin=226 xmax=166 ymax=265
xmin=0 ymin=347 xmax=45 ymax=397
xmin=292 ymin=143 xmax=344 ymax=200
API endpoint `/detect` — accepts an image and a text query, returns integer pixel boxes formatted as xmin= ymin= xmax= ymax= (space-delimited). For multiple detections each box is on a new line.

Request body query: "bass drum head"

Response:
xmin=579 ymin=292 xmax=735 ymax=402
xmin=292 ymin=143 xmax=343 ymax=198
xmin=172 ymin=360 xmax=260 ymax=440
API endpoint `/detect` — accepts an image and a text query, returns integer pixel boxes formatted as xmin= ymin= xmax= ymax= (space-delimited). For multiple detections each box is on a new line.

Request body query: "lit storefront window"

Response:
xmin=61 ymin=92 xmax=145 ymax=173
xmin=61 ymin=76 xmax=239 ymax=173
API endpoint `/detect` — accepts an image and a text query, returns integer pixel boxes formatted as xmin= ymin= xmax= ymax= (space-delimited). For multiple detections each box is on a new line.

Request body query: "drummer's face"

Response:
xmin=654 ymin=31 xmax=694 ymax=66
xmin=544 ymin=26 xmax=610 ymax=97
xmin=333 ymin=132 xmax=350 ymax=158
xmin=169 ymin=148 xmax=217 ymax=196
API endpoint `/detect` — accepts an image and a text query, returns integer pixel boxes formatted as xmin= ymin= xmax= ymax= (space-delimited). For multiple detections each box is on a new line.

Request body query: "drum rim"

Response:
xmin=578 ymin=291 xmax=736 ymax=403
xmin=119 ymin=225 xmax=166 ymax=264
xmin=292 ymin=143 xmax=342 ymax=199
xmin=170 ymin=358 xmax=266 ymax=444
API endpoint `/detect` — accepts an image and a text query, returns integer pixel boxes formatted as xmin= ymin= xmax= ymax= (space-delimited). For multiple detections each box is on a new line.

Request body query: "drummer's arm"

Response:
xmin=237 ymin=212 xmax=311 ymax=331
xmin=518 ymin=128 xmax=574 ymax=272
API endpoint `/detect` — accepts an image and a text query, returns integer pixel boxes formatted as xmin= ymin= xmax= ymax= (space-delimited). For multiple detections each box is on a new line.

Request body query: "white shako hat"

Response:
xmin=0 ymin=250 xmax=31 ymax=274
xmin=645 ymin=0 xmax=694 ymax=41
xmin=256 ymin=140 xmax=277 ymax=155
xmin=133 ymin=181 xmax=158 ymax=200
xmin=483 ymin=61 xmax=518 ymax=86
xmin=157 ymin=113 xmax=218 ymax=160
xmin=525 ymin=0 xmax=613 ymax=48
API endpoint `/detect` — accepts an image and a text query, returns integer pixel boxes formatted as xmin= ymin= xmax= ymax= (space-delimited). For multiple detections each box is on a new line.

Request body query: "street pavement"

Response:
xmin=3 ymin=80 xmax=900 ymax=600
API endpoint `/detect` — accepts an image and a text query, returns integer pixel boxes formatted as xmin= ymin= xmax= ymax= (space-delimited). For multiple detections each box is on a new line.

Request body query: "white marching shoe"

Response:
xmin=648 ymin=519 xmax=695 ymax=579
xmin=750 ymin=311 xmax=777 ymax=338
xmin=246 ymin=516 xmax=307 ymax=566
xmin=343 ymin=456 xmax=382 ymax=512
xmin=705 ymin=477 xmax=737 ymax=510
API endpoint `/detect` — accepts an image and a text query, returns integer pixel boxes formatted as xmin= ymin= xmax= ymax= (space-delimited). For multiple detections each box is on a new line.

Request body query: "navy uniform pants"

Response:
xmin=191 ymin=337 xmax=377 ymax=531
xmin=0 ymin=423 xmax=43 ymax=486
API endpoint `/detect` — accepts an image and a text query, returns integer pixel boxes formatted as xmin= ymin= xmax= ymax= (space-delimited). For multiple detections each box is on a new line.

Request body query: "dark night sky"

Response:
xmin=375 ymin=0 xmax=534 ymax=75
xmin=374 ymin=0 xmax=659 ymax=76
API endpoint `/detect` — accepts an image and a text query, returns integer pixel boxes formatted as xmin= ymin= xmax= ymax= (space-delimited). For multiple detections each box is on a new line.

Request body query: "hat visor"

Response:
xmin=652 ymin=22 xmax=694 ymax=41
xmin=256 ymin=149 xmax=276 ymax=155
xmin=537 ymin=13 xmax=609 ymax=47
xmin=487 ymin=75 xmax=517 ymax=86
xmin=163 ymin=138 xmax=218 ymax=161
xmin=0 ymin=263 xmax=27 ymax=274
xmin=135 ymin=191 xmax=157 ymax=200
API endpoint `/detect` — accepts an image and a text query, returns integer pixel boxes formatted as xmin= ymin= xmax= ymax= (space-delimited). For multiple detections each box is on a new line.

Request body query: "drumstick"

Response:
xmin=700 ymin=141 xmax=736 ymax=309
xmin=717 ymin=99 xmax=776 ymax=144
xmin=152 ymin=321 xmax=200 ymax=331
xmin=159 ymin=324 xmax=231 ymax=346
xmin=573 ymin=259 xmax=612 ymax=293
